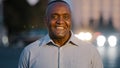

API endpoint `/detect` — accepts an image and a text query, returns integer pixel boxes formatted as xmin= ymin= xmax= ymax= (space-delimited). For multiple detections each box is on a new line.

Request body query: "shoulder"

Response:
xmin=23 ymin=37 xmax=44 ymax=52
xmin=73 ymin=35 xmax=98 ymax=53
xmin=72 ymin=34 xmax=96 ymax=49
xmin=81 ymin=41 xmax=100 ymax=57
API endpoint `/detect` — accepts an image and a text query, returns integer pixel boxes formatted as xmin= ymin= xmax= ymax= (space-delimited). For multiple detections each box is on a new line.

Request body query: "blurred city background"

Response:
xmin=0 ymin=0 xmax=120 ymax=68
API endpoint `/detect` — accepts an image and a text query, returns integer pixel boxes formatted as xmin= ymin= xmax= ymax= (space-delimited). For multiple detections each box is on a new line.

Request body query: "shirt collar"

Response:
xmin=69 ymin=32 xmax=82 ymax=46
xmin=39 ymin=31 xmax=82 ymax=46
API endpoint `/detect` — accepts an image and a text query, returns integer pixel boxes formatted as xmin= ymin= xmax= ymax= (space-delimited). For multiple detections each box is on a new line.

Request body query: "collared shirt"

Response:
xmin=18 ymin=32 xmax=103 ymax=68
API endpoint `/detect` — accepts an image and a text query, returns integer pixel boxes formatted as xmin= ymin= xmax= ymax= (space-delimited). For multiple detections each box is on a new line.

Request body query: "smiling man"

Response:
xmin=18 ymin=1 xmax=103 ymax=68
xmin=45 ymin=1 xmax=72 ymax=47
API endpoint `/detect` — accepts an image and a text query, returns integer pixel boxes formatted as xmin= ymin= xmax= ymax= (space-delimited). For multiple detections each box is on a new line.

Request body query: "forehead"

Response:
xmin=47 ymin=2 xmax=71 ymax=14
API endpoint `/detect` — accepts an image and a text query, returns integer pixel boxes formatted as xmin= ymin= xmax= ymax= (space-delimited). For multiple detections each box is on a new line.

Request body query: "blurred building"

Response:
xmin=3 ymin=0 xmax=48 ymax=34
xmin=3 ymin=0 xmax=48 ymax=47
xmin=71 ymin=0 xmax=120 ymax=32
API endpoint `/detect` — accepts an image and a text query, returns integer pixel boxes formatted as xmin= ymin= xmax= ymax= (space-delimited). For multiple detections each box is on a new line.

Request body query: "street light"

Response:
xmin=108 ymin=35 xmax=117 ymax=47
xmin=26 ymin=0 xmax=39 ymax=6
xmin=96 ymin=35 xmax=106 ymax=47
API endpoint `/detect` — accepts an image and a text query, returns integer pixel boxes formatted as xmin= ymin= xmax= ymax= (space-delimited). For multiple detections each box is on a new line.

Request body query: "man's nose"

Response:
xmin=57 ymin=17 xmax=64 ymax=24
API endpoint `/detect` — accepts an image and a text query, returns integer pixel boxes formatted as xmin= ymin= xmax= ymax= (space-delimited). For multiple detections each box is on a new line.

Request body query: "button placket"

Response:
xmin=58 ymin=47 xmax=64 ymax=68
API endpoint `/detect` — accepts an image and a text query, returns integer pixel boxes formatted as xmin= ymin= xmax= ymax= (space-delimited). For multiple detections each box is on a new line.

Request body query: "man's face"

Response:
xmin=46 ymin=2 xmax=71 ymax=39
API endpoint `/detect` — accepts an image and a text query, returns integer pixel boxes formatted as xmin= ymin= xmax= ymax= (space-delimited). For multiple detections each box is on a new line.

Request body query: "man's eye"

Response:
xmin=63 ymin=15 xmax=70 ymax=20
xmin=51 ymin=15 xmax=58 ymax=19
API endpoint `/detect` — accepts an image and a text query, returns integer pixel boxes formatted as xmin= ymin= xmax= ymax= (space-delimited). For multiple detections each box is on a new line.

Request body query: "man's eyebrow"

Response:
xmin=51 ymin=13 xmax=59 ymax=16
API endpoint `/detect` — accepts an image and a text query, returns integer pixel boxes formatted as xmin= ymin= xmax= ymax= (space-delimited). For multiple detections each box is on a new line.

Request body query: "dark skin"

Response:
xmin=45 ymin=2 xmax=72 ymax=47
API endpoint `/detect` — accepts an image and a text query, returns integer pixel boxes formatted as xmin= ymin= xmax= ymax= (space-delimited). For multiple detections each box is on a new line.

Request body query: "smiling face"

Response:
xmin=45 ymin=2 xmax=72 ymax=39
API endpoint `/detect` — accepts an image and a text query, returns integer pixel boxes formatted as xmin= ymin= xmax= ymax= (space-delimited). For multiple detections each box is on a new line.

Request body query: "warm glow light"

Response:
xmin=78 ymin=32 xmax=85 ymax=40
xmin=97 ymin=35 xmax=106 ymax=47
xmin=108 ymin=35 xmax=117 ymax=47
xmin=84 ymin=32 xmax=92 ymax=41
xmin=75 ymin=32 xmax=92 ymax=41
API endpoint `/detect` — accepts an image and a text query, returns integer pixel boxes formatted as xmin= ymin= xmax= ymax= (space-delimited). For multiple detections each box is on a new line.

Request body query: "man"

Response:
xmin=18 ymin=1 xmax=103 ymax=68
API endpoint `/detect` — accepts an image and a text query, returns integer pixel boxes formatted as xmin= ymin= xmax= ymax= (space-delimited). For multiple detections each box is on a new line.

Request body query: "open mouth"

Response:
xmin=56 ymin=27 xmax=64 ymax=30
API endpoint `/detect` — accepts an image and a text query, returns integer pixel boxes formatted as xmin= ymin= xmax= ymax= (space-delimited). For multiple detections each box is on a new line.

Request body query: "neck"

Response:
xmin=51 ymin=33 xmax=71 ymax=47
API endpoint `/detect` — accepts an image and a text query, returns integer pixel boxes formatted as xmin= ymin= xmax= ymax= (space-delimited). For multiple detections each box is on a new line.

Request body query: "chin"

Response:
xmin=55 ymin=34 xmax=65 ymax=39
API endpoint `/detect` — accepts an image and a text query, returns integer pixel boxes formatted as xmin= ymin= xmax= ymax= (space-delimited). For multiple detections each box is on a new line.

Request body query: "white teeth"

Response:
xmin=56 ymin=27 xmax=64 ymax=29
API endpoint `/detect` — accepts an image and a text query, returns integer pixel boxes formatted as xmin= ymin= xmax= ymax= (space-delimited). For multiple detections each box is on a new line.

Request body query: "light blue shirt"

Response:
xmin=18 ymin=33 xmax=103 ymax=68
